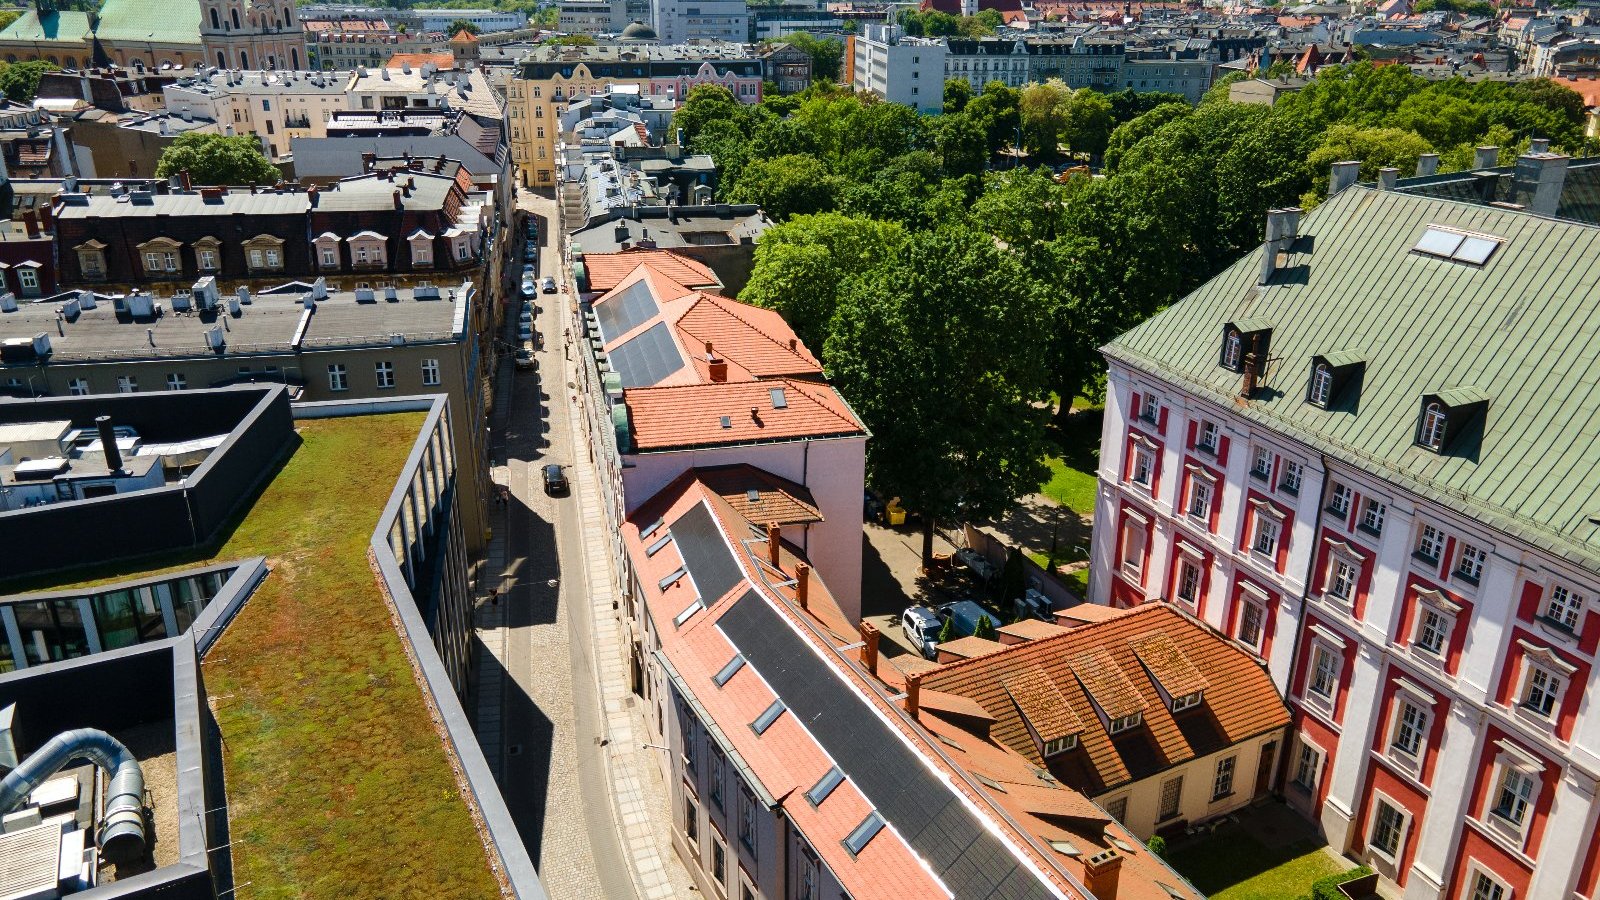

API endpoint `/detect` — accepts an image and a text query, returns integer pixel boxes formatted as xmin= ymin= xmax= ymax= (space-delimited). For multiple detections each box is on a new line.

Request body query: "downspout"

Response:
xmin=0 ymin=728 xmax=147 ymax=863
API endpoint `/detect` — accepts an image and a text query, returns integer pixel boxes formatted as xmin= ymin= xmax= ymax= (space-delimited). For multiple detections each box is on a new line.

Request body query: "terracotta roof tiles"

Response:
xmin=1004 ymin=666 xmax=1082 ymax=743
xmin=626 ymin=379 xmax=865 ymax=452
xmin=583 ymin=248 xmax=719 ymax=293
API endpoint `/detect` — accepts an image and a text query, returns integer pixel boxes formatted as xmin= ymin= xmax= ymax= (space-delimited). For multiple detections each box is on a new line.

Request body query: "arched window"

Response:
xmin=284 ymin=4 xmax=293 ymax=24
xmin=291 ymin=47 xmax=300 ymax=69
xmin=231 ymin=8 xmax=240 ymax=29
xmin=1309 ymin=364 xmax=1332 ymax=406
xmin=62 ymin=56 xmax=75 ymax=68
xmin=217 ymin=50 xmax=226 ymax=67
xmin=239 ymin=50 xmax=249 ymax=69
xmin=1420 ymin=403 xmax=1447 ymax=450
xmin=210 ymin=7 xmax=220 ymax=29
xmin=1222 ymin=331 xmax=1242 ymax=370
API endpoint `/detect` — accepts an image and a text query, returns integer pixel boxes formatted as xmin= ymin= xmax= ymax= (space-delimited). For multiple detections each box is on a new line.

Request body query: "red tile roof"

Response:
xmin=625 ymin=379 xmax=865 ymax=452
xmin=386 ymin=52 xmax=456 ymax=70
xmin=581 ymin=248 xmax=719 ymax=293
xmin=922 ymin=604 xmax=1289 ymax=795
xmin=696 ymin=464 xmax=824 ymax=525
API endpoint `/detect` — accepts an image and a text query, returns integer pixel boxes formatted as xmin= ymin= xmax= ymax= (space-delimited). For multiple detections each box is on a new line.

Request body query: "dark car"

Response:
xmin=543 ymin=464 xmax=568 ymax=495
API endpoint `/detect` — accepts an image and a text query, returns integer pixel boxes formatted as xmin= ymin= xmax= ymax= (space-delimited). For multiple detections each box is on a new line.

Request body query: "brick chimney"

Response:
xmin=766 ymin=522 xmax=781 ymax=567
xmin=858 ymin=620 xmax=879 ymax=676
xmin=307 ymin=184 xmax=319 ymax=207
xmin=179 ymin=168 xmax=192 ymax=191
xmin=38 ymin=203 xmax=52 ymax=231
xmin=1083 ymin=849 xmax=1123 ymax=900
xmin=705 ymin=340 xmax=727 ymax=382
xmin=795 ymin=563 xmax=810 ymax=610
xmin=905 ymin=672 xmax=922 ymax=721
xmin=1241 ymin=352 xmax=1258 ymax=398
xmin=393 ymin=188 xmax=403 ymax=209
xmin=22 ymin=209 xmax=38 ymax=238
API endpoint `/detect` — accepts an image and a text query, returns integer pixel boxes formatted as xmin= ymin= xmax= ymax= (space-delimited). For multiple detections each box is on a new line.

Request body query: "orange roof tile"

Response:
xmin=937 ymin=635 xmax=1009 ymax=661
xmin=582 ymin=248 xmax=719 ymax=293
xmin=450 ymin=28 xmax=480 ymax=42
xmin=1072 ymin=648 xmax=1146 ymax=720
xmin=1053 ymin=602 xmax=1132 ymax=626
xmin=385 ymin=52 xmax=455 ymax=70
xmin=696 ymin=464 xmax=823 ymax=525
xmin=625 ymin=379 xmax=865 ymax=452
xmin=1004 ymin=665 xmax=1082 ymax=743
xmin=1131 ymin=632 xmax=1208 ymax=699
xmin=674 ymin=293 xmax=823 ymax=379
xmin=998 ymin=619 xmax=1072 ymax=641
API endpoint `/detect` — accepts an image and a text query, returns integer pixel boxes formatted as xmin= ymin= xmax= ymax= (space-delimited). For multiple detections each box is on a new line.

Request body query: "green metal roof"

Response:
xmin=1230 ymin=316 xmax=1273 ymax=333
xmin=0 ymin=10 xmax=92 ymax=44
xmin=1320 ymin=349 xmax=1366 ymax=368
xmin=92 ymin=0 xmax=201 ymax=44
xmin=1105 ymin=185 xmax=1600 ymax=576
xmin=1433 ymin=387 xmax=1491 ymax=407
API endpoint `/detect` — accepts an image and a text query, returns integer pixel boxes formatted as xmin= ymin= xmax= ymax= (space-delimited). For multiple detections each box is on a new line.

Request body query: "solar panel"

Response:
xmin=718 ymin=593 xmax=1056 ymax=900
xmin=594 ymin=279 xmax=658 ymax=341
xmin=669 ymin=503 xmax=744 ymax=605
xmin=610 ymin=321 xmax=684 ymax=388
xmin=1414 ymin=227 xmax=1465 ymax=258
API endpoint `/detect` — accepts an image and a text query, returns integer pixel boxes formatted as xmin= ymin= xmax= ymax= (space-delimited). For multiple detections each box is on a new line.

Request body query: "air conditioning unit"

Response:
xmin=355 ymin=287 xmax=375 ymax=303
xmin=77 ymin=290 xmax=96 ymax=310
xmin=205 ymin=325 xmax=225 ymax=350
xmin=236 ymin=285 xmax=252 ymax=305
xmin=192 ymin=276 xmax=218 ymax=309
xmin=389 ymin=332 xmax=406 ymax=345
xmin=0 ymin=293 xmax=17 ymax=313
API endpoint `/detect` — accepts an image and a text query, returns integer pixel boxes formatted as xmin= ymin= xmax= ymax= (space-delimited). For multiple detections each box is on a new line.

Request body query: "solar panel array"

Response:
xmin=718 ymin=593 xmax=1057 ymax=900
xmin=668 ymin=502 xmax=745 ymax=604
xmin=610 ymin=321 xmax=685 ymax=387
xmin=594 ymin=279 xmax=659 ymax=341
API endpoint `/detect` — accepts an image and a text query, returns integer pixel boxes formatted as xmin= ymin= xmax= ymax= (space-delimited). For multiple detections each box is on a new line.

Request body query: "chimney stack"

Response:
xmin=393 ymin=188 xmax=403 ymax=209
xmin=1377 ymin=167 xmax=1399 ymax=191
xmin=796 ymin=563 xmax=810 ymax=610
xmin=706 ymin=340 xmax=727 ymax=382
xmin=1258 ymin=207 xmax=1300 ymax=286
xmin=859 ymin=620 xmax=879 ymax=676
xmin=1241 ymin=352 xmax=1259 ymax=398
xmin=1474 ymin=145 xmax=1499 ymax=170
xmin=96 ymin=415 xmax=123 ymax=472
xmin=1083 ymin=849 xmax=1123 ymax=900
xmin=1416 ymin=153 xmax=1439 ymax=177
xmin=180 ymin=168 xmax=192 ymax=191
xmin=905 ymin=671 xmax=922 ymax=721
xmin=766 ymin=522 xmax=781 ymax=568
xmin=1328 ymin=159 xmax=1360 ymax=197
xmin=1514 ymin=148 xmax=1569 ymax=217
xmin=38 ymin=203 xmax=52 ymax=231
xmin=1530 ymin=137 xmax=1551 ymax=154
xmin=22 ymin=209 xmax=38 ymax=238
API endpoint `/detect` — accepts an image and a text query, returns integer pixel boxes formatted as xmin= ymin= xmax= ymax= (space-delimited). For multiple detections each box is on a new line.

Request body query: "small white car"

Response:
xmin=901 ymin=607 xmax=942 ymax=660
xmin=520 ymin=279 xmax=537 ymax=298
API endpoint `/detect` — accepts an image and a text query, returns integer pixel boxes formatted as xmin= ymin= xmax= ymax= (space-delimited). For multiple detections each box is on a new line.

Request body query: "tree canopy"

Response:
xmin=446 ymin=18 xmax=481 ymax=34
xmin=0 ymin=61 xmax=58 ymax=104
xmin=155 ymin=133 xmax=280 ymax=186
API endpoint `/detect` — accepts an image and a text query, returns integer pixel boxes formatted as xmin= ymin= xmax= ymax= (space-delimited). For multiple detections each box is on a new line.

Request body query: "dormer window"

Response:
xmin=1042 ymin=734 xmax=1078 ymax=756
xmin=1419 ymin=402 xmax=1447 ymax=450
xmin=1108 ymin=713 xmax=1142 ymax=734
xmin=1305 ymin=351 xmax=1363 ymax=409
xmin=1221 ymin=320 xmax=1271 ymax=373
xmin=1415 ymin=388 xmax=1489 ymax=454
xmin=1221 ymin=330 xmax=1241 ymax=370
xmin=1170 ymin=691 xmax=1203 ymax=712
xmin=1309 ymin=364 xmax=1332 ymax=405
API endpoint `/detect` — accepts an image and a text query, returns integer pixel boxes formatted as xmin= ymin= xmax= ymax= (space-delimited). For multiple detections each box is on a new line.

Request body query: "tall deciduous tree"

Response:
xmin=738 ymin=213 xmax=905 ymax=351
xmin=824 ymin=228 xmax=1050 ymax=565
xmin=155 ymin=132 xmax=280 ymax=186
xmin=672 ymin=83 xmax=748 ymax=146
xmin=727 ymin=153 xmax=840 ymax=220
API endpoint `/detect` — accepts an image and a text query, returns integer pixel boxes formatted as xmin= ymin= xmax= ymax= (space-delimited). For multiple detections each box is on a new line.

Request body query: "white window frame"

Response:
xmin=1360 ymin=497 xmax=1387 ymax=535
xmin=1367 ymin=794 xmax=1409 ymax=864
xmin=1484 ymin=744 xmax=1542 ymax=841
xmin=1308 ymin=643 xmax=1340 ymax=703
xmin=166 ymin=373 xmax=187 ymax=391
xmin=375 ymin=360 xmax=396 ymax=389
xmin=1223 ymin=331 xmax=1242 ymax=369
xmin=1420 ymin=402 xmax=1447 ymax=450
xmin=1413 ymin=600 xmax=1453 ymax=659
xmin=1310 ymin=363 xmax=1333 ymax=405
xmin=1140 ymin=392 xmax=1162 ymax=424
xmin=1516 ymin=647 xmax=1570 ymax=722
xmin=1171 ymin=691 xmax=1203 ymax=713
xmin=421 ymin=358 xmax=441 ymax=386
xmin=1386 ymin=680 xmax=1434 ymax=773
xmin=68 ymin=378 xmax=89 ymax=396
xmin=116 ymin=375 xmax=137 ymax=393
xmin=1130 ymin=439 xmax=1155 ymax=488
xmin=1120 ymin=511 xmax=1148 ymax=582
xmin=1463 ymin=860 xmax=1511 ymax=900
xmin=1291 ymin=737 xmax=1323 ymax=795
xmin=1415 ymin=524 xmax=1445 ymax=563
xmin=1185 ymin=467 xmax=1214 ymax=521
xmin=1251 ymin=445 xmax=1273 ymax=479
xmin=1328 ymin=482 xmax=1352 ymax=517
xmin=1281 ymin=460 xmax=1303 ymax=494
xmin=1157 ymin=775 xmax=1183 ymax=821
xmin=1175 ymin=555 xmax=1203 ymax=609
xmin=1327 ymin=555 xmax=1358 ymax=604
xmin=1542 ymin=584 xmax=1585 ymax=632
xmin=1042 ymin=734 xmax=1078 ymax=756
xmin=1212 ymin=755 xmax=1236 ymax=801
xmin=1456 ymin=543 xmax=1488 ymax=582
xmin=17 ymin=267 xmax=38 ymax=291
xmin=328 ymin=363 xmax=348 ymax=392
xmin=198 ymin=248 xmax=218 ymax=271
xmin=1109 ymin=712 xmax=1142 ymax=734
xmin=1236 ymin=585 xmax=1268 ymax=652
xmin=1197 ymin=419 xmax=1219 ymax=453
xmin=1250 ymin=503 xmax=1282 ymax=560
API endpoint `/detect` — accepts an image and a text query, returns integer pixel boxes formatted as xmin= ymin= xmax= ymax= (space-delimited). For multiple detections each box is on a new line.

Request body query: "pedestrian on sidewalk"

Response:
xmin=489 ymin=588 xmax=499 ymax=606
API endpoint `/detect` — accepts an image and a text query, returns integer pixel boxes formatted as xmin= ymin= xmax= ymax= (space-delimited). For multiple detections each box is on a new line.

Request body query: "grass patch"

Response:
xmin=1165 ymin=831 xmax=1342 ymax=900
xmin=1038 ymin=402 xmax=1103 ymax=517
xmin=67 ymin=415 xmax=500 ymax=900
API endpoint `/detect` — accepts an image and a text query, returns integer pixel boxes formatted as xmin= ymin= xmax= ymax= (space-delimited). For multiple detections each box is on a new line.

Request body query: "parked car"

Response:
xmin=514 ymin=343 xmax=536 ymax=371
xmin=1011 ymin=588 xmax=1052 ymax=623
xmin=540 ymin=276 xmax=557 ymax=294
xmin=543 ymin=463 xmax=568 ymax=495
xmin=937 ymin=599 xmax=997 ymax=638
xmin=520 ymin=280 xmax=536 ymax=298
xmin=518 ymin=321 xmax=533 ymax=341
xmin=954 ymin=548 xmax=996 ymax=583
xmin=901 ymin=606 xmax=942 ymax=659
xmin=522 ymin=262 xmax=536 ymax=276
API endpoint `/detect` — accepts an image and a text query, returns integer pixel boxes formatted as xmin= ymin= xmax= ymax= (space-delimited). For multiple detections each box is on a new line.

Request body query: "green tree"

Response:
xmin=690 ymin=118 xmax=752 ymax=192
xmin=825 ymin=227 xmax=1050 ymax=565
xmin=1019 ymin=79 xmax=1072 ymax=157
xmin=782 ymin=32 xmax=844 ymax=83
xmin=1062 ymin=88 xmax=1114 ymax=158
xmin=0 ymin=10 xmax=20 ymax=30
xmin=548 ymin=33 xmax=596 ymax=46
xmin=155 ymin=132 xmax=280 ymax=186
xmin=961 ymin=8 xmax=1003 ymax=35
xmin=447 ymin=18 xmax=481 ymax=34
xmin=936 ymin=112 xmax=988 ymax=179
xmin=973 ymin=614 xmax=997 ymax=641
xmin=965 ymin=81 xmax=1022 ymax=153
xmin=727 ymin=153 xmax=840 ymax=220
xmin=1302 ymin=124 xmax=1434 ymax=205
xmin=936 ymin=614 xmax=955 ymax=645
xmin=673 ymin=83 xmax=749 ymax=146
xmin=1103 ymin=102 xmax=1190 ymax=172
xmin=1000 ymin=547 xmax=1026 ymax=604
xmin=1104 ymin=87 xmax=1188 ymax=125
xmin=739 ymin=212 xmax=905 ymax=350
xmin=944 ymin=78 xmax=973 ymax=113
xmin=0 ymin=61 xmax=57 ymax=104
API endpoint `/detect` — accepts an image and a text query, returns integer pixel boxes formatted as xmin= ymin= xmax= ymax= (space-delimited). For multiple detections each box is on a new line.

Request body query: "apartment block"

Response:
xmin=851 ymin=24 xmax=945 ymax=114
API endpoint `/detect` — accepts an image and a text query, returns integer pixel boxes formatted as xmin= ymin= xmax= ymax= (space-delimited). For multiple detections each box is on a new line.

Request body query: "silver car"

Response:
xmin=901 ymin=607 xmax=942 ymax=660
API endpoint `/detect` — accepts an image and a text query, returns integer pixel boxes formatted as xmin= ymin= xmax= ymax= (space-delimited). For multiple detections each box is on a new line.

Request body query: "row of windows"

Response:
xmin=70 ymin=360 xmax=441 ymax=395
xmin=327 ymin=360 xmax=441 ymax=391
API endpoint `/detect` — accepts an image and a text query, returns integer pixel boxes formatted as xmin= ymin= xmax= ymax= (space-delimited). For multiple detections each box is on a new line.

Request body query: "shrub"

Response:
xmin=1310 ymin=865 xmax=1373 ymax=900
xmin=1145 ymin=835 xmax=1166 ymax=857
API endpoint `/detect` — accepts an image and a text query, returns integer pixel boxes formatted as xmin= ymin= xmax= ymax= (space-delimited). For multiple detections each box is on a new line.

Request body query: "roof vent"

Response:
xmin=355 ymin=287 xmax=376 ymax=303
xmin=0 ymin=293 xmax=15 ymax=313
xmin=236 ymin=285 xmax=251 ymax=305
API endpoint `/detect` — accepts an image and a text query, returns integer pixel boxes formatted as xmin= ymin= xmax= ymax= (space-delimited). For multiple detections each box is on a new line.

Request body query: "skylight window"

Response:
xmin=712 ymin=653 xmax=745 ymax=686
xmin=751 ymin=699 xmax=786 ymax=734
xmin=673 ymin=598 xmax=703 ymax=627
xmin=639 ymin=517 xmax=665 ymax=539
xmin=646 ymin=533 xmax=672 ymax=557
xmin=719 ymin=415 xmax=732 ymax=429
xmin=770 ymin=388 xmax=787 ymax=409
xmin=1413 ymin=227 xmax=1502 ymax=265
xmin=806 ymin=765 xmax=844 ymax=806
xmin=1048 ymin=839 xmax=1081 ymax=857
xmin=658 ymin=567 xmax=687 ymax=590
xmin=842 ymin=811 xmax=885 ymax=856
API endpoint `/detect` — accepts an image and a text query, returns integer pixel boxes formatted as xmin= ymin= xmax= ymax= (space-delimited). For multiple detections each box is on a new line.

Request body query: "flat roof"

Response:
xmin=9 ymin=413 xmax=503 ymax=896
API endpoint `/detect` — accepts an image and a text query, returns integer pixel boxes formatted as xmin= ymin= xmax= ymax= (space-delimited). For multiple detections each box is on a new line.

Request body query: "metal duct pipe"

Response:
xmin=96 ymin=415 xmax=123 ymax=472
xmin=0 ymin=729 xmax=147 ymax=863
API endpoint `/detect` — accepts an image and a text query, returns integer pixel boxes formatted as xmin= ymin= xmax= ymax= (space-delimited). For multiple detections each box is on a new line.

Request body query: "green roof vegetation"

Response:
xmin=1106 ymin=186 xmax=1600 ymax=573
xmin=4 ymin=415 xmax=501 ymax=898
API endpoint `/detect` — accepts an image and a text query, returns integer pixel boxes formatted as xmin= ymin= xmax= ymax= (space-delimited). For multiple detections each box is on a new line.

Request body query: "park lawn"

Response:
xmin=1038 ymin=399 xmax=1103 ymax=517
xmin=1165 ymin=832 xmax=1344 ymax=900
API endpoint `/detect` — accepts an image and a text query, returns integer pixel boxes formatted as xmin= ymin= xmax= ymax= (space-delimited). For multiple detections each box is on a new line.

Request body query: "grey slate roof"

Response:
xmin=1104 ymin=185 xmax=1600 ymax=576
xmin=290 ymin=136 xmax=501 ymax=178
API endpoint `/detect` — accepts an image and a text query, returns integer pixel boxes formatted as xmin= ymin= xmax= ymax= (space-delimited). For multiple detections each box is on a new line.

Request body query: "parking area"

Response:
xmin=860 ymin=522 xmax=1023 ymax=662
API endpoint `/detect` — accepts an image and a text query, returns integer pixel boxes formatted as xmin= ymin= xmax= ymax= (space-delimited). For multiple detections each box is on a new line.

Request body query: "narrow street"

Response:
xmin=472 ymin=189 xmax=636 ymax=900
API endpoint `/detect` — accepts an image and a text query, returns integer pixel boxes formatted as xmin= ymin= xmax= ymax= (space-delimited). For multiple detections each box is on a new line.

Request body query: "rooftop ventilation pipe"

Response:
xmin=97 ymin=414 xmax=123 ymax=472
xmin=0 ymin=729 xmax=147 ymax=864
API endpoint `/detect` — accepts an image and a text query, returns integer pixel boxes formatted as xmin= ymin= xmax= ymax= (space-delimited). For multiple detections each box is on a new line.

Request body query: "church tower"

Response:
xmin=200 ymin=0 xmax=305 ymax=71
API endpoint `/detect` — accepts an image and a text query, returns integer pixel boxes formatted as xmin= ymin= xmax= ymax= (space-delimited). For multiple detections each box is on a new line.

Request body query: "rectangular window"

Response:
xmin=199 ymin=249 xmax=217 ymax=270
xmin=1360 ymin=498 xmax=1386 ymax=535
xmin=1281 ymin=460 xmax=1302 ymax=494
xmin=1212 ymin=756 xmax=1236 ymax=800
xmin=1292 ymin=742 xmax=1319 ymax=792
xmin=1544 ymin=585 xmax=1584 ymax=631
xmin=68 ymin=378 xmax=89 ymax=396
xmin=1109 ymin=713 xmax=1142 ymax=733
xmin=166 ymin=373 xmax=187 ymax=391
xmin=707 ymin=744 xmax=725 ymax=810
xmin=266 ymin=249 xmax=280 ymax=268
xmin=1187 ymin=479 xmax=1211 ymax=520
xmin=321 ymin=247 xmax=337 ymax=266
xmin=684 ymin=794 xmax=699 ymax=846
xmin=711 ymin=833 xmax=726 ymax=885
xmin=328 ymin=363 xmax=348 ymax=392
xmin=1391 ymin=701 xmax=1426 ymax=758
xmin=1042 ymin=734 xmax=1077 ymax=755
xmin=1158 ymin=776 xmax=1183 ymax=821
xmin=1328 ymin=482 xmax=1352 ymax=517
xmin=1104 ymin=796 xmax=1128 ymax=822
xmin=375 ymin=361 xmax=395 ymax=389
xmin=1471 ymin=872 xmax=1506 ymax=900
xmin=249 ymin=248 xmax=264 ymax=268
xmin=18 ymin=268 xmax=38 ymax=290
xmin=421 ymin=358 xmax=440 ymax=386
xmin=1309 ymin=645 xmax=1339 ymax=698
xmin=1370 ymin=800 xmax=1405 ymax=859
xmin=737 ymin=785 xmax=757 ymax=857
xmin=1492 ymin=767 xmax=1536 ymax=826
xmin=1456 ymin=544 xmax=1487 ymax=582
xmin=1415 ymin=524 xmax=1444 ymax=562
xmin=1197 ymin=420 xmax=1218 ymax=452
xmin=116 ymin=375 xmax=137 ymax=393
xmin=1252 ymin=516 xmax=1280 ymax=558
xmin=1177 ymin=559 xmax=1202 ymax=606
xmin=1415 ymin=608 xmax=1449 ymax=656
xmin=1121 ymin=519 xmax=1146 ymax=580
xmin=1128 ymin=441 xmax=1155 ymax=485
xmin=144 ymin=251 xmax=163 ymax=272
xmin=1327 ymin=558 xmax=1357 ymax=602
xmin=1523 ymin=664 xmax=1562 ymax=718
xmin=1140 ymin=393 xmax=1162 ymax=423
xmin=1239 ymin=599 xmax=1265 ymax=649
xmin=1251 ymin=446 xmax=1272 ymax=479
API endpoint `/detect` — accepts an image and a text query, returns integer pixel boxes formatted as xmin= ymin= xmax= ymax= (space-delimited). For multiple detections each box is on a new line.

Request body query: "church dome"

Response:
xmin=619 ymin=21 xmax=657 ymax=41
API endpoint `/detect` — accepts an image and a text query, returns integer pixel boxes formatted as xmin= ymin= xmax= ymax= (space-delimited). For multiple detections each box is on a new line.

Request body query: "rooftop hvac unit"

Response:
xmin=312 ymin=276 xmax=329 ymax=300
xmin=126 ymin=292 xmax=155 ymax=318
xmin=384 ymin=286 xmax=398 ymax=302
xmin=192 ymin=276 xmax=218 ymax=309
xmin=0 ymin=293 xmax=16 ymax=313
xmin=171 ymin=291 xmax=192 ymax=312
xmin=415 ymin=285 xmax=440 ymax=300
xmin=227 ymin=298 xmax=241 ymax=316
xmin=77 ymin=290 xmax=96 ymax=310
xmin=236 ymin=285 xmax=252 ymax=305
xmin=389 ymin=332 xmax=405 ymax=345
xmin=355 ymin=287 xmax=375 ymax=303
xmin=61 ymin=298 xmax=78 ymax=319
xmin=205 ymin=325 xmax=225 ymax=350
